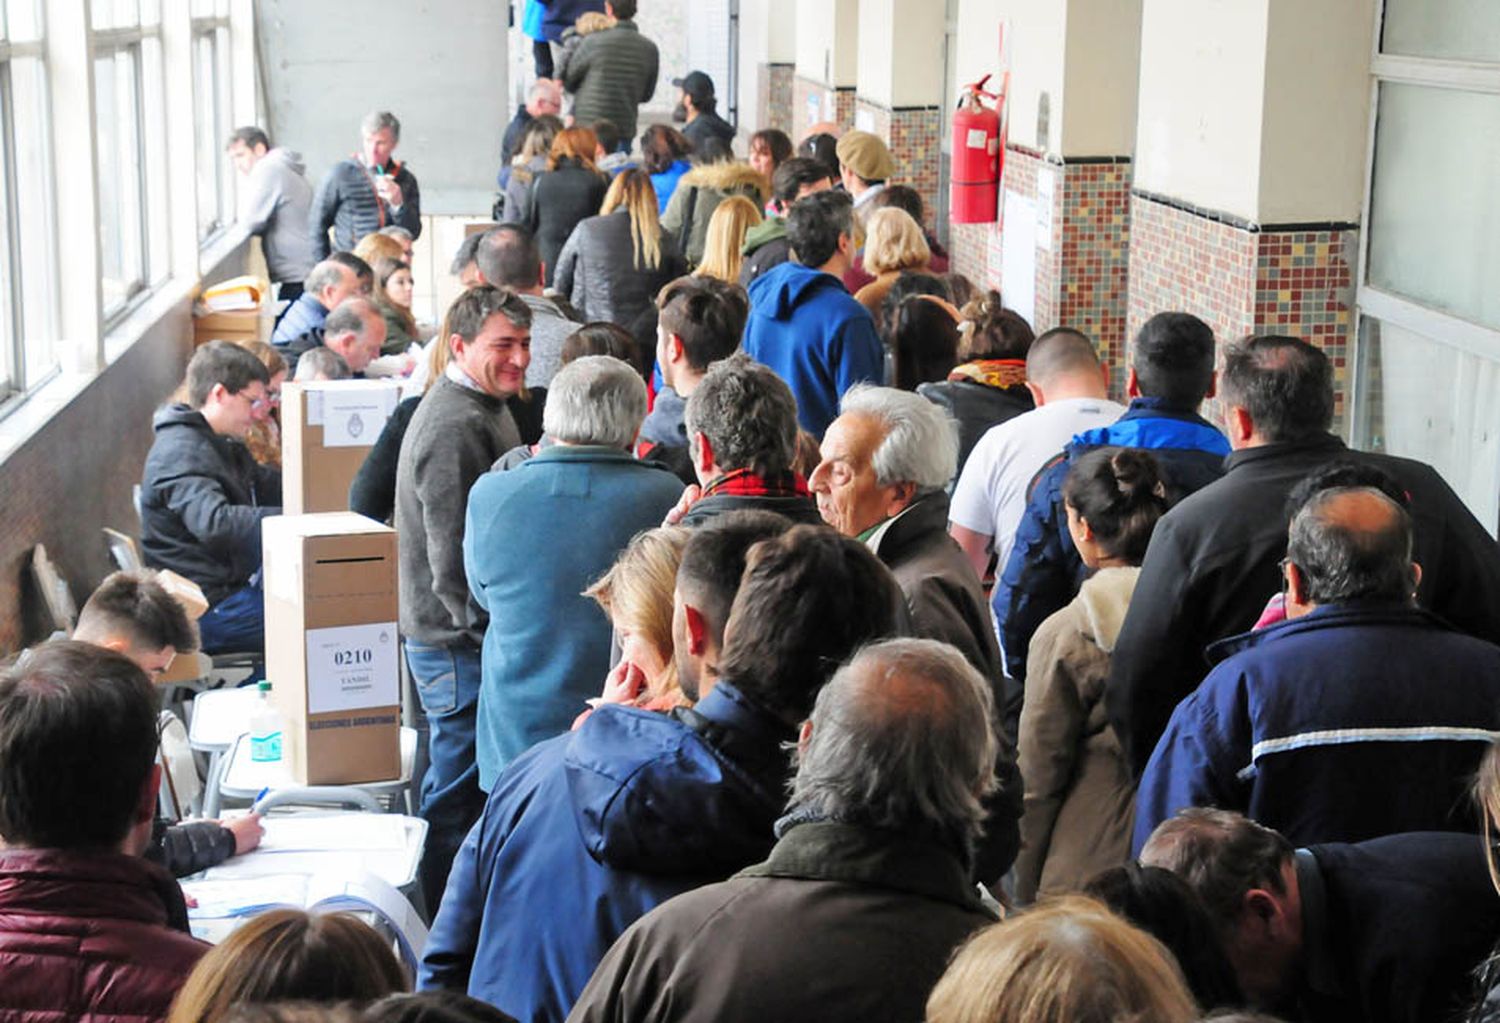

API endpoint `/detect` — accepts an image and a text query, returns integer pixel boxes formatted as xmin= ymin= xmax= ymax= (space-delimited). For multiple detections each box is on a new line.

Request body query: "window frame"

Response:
xmin=190 ymin=8 xmax=232 ymax=245
xmin=0 ymin=14 xmax=57 ymax=406
xmin=1351 ymin=15 xmax=1500 ymax=422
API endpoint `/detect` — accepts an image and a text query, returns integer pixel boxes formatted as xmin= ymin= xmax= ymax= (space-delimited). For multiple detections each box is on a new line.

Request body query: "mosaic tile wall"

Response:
xmin=852 ymin=99 xmax=943 ymax=232
xmin=1058 ymin=162 xmax=1132 ymax=382
xmin=1126 ymin=195 xmax=1356 ymax=423
xmin=792 ymin=76 xmax=859 ymax=142
xmin=758 ymin=62 xmax=795 ymax=134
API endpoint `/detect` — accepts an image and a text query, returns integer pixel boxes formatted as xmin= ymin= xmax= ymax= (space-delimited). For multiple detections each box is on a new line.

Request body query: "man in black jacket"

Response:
xmin=309 ymin=110 xmax=422 ymax=259
xmin=141 ymin=341 xmax=281 ymax=654
xmin=1108 ymin=334 xmax=1500 ymax=773
xmin=1141 ymin=808 xmax=1500 ymax=1023
xmin=673 ymin=71 xmax=735 ymax=152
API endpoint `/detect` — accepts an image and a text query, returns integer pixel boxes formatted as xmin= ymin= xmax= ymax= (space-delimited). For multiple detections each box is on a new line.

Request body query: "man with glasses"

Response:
xmin=141 ymin=341 xmax=282 ymax=655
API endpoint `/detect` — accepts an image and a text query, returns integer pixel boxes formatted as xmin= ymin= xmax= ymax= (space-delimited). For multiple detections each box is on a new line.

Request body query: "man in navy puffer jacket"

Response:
xmin=419 ymin=519 xmax=901 ymax=1023
xmin=993 ymin=312 xmax=1228 ymax=698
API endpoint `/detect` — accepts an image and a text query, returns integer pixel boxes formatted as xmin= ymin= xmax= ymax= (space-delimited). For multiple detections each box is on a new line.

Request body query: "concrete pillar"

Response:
xmin=793 ymin=0 xmax=859 ymax=142
xmin=853 ymin=0 xmax=946 ymax=228
xmin=1127 ymin=0 xmax=1374 ymax=419
xmin=739 ymin=0 xmax=797 ymax=137
xmin=947 ymin=0 xmax=1142 ymax=385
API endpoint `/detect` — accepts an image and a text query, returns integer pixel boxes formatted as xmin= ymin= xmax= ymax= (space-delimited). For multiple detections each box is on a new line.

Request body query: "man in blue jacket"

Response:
xmin=1134 ymin=485 xmax=1500 ymax=851
xmin=420 ymin=519 xmax=902 ymax=1023
xmin=994 ymin=311 xmax=1229 ymax=687
xmin=742 ymin=190 xmax=883 ymax=437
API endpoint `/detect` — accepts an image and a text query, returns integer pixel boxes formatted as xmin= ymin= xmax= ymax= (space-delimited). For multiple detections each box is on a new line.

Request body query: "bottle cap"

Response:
xmin=257 ymin=680 xmax=272 ymax=693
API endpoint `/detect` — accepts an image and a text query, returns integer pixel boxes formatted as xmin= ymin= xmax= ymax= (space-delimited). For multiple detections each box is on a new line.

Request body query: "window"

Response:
xmin=192 ymin=0 xmax=232 ymax=241
xmin=0 ymin=0 xmax=58 ymax=398
xmin=1354 ymin=3 xmax=1500 ymax=532
xmin=93 ymin=0 xmax=168 ymax=321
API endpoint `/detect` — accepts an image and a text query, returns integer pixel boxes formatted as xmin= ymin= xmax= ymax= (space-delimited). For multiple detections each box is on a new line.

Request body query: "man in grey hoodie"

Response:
xmin=228 ymin=127 xmax=315 ymax=301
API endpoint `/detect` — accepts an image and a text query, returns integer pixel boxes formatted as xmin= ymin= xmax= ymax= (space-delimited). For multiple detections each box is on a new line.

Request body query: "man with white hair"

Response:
xmin=809 ymin=385 xmax=1022 ymax=885
xmin=571 ymin=638 xmax=1000 ymax=1023
xmin=500 ymin=79 xmax=563 ymax=189
xmin=310 ymin=109 xmax=422 ymax=259
xmin=463 ymin=356 xmax=684 ymax=788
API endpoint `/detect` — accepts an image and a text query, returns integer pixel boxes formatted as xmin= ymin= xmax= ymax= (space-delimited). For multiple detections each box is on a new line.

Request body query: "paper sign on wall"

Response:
xmin=305 ymin=621 xmax=400 ymax=714
xmin=321 ymin=389 xmax=400 ymax=447
xmin=1036 ymin=169 xmax=1055 ymax=252
xmin=1001 ymin=190 xmax=1038 ymax=327
xmin=855 ymin=108 xmax=875 ymax=133
xmin=806 ymin=91 xmax=822 ymax=128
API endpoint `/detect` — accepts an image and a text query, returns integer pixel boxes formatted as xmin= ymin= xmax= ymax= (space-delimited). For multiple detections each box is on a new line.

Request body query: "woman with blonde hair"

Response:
xmin=694 ymin=195 xmax=763 ymax=284
xmin=854 ymin=207 xmax=932 ymax=322
xmin=166 ymin=909 xmax=406 ymax=1023
xmin=354 ymin=231 xmax=406 ymax=270
xmin=581 ymin=526 xmax=691 ymax=715
xmin=554 ymin=167 xmax=685 ymax=330
xmin=926 ymin=896 xmax=1199 ymax=1023
xmin=526 ymin=126 xmax=609 ymax=287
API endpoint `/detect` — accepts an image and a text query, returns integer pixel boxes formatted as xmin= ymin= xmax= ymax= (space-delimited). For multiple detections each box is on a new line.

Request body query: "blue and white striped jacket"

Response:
xmin=1133 ymin=602 xmax=1500 ymax=852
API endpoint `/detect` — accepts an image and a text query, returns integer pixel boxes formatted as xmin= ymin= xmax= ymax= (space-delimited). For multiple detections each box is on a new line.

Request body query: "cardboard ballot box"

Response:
xmin=263 ymin=512 xmax=401 ymax=785
xmin=281 ymin=380 xmax=403 ymax=515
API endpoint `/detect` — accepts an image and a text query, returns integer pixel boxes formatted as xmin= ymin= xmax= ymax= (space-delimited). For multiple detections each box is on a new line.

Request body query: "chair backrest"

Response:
xmin=157 ymin=710 xmax=203 ymax=820
xmin=102 ymin=527 xmax=144 ymax=573
xmin=29 ymin=544 xmax=77 ymax=634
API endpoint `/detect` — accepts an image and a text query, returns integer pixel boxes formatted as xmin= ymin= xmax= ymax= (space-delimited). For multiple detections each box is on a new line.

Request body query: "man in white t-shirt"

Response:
xmin=949 ymin=327 xmax=1124 ymax=593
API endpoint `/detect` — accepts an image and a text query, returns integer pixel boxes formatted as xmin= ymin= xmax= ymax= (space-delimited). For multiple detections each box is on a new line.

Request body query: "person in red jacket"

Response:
xmin=0 ymin=640 xmax=208 ymax=1022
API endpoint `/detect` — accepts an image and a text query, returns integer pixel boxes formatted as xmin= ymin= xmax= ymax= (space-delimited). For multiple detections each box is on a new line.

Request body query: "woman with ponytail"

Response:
xmin=1013 ymin=447 xmax=1169 ymax=904
xmin=554 ymin=167 xmax=686 ymax=332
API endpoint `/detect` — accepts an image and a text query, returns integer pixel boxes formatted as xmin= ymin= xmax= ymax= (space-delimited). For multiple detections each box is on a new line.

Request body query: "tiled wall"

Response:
xmin=943 ymin=147 xmax=1132 ymax=388
xmin=1127 ymin=194 xmax=1356 ymax=423
xmin=758 ymin=62 xmax=795 ymax=134
xmin=792 ymin=75 xmax=855 ymax=142
xmin=853 ymin=99 xmax=943 ymax=231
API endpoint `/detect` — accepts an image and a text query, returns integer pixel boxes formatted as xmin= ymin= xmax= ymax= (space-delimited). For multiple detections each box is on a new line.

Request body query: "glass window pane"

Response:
xmin=95 ymin=47 xmax=145 ymax=315
xmin=193 ymin=32 xmax=216 ymax=238
xmin=140 ymin=35 xmax=167 ymax=281
xmin=1381 ymin=0 xmax=1500 ymax=64
xmin=1367 ymin=82 xmax=1500 ymax=331
xmin=140 ymin=0 xmax=160 ymax=27
xmin=5 ymin=0 xmax=41 ymax=42
xmin=0 ymin=71 xmax=17 ymax=394
xmin=215 ymin=26 xmax=233 ymax=226
xmin=11 ymin=55 xmax=55 ymax=387
xmin=1355 ymin=316 xmax=1500 ymax=534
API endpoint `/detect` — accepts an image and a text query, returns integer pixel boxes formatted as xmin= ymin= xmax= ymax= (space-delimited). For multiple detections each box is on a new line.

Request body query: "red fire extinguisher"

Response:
xmin=951 ymin=73 xmax=1005 ymax=224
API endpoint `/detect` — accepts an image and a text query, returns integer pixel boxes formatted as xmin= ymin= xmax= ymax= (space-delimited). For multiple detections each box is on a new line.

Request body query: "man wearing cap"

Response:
xmin=836 ymin=130 xmax=895 ymax=225
xmin=675 ymin=70 xmax=736 ymax=152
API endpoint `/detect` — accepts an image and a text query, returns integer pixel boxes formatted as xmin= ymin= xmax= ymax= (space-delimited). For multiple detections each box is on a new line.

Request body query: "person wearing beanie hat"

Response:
xmin=835 ymin=130 xmax=895 ymax=216
xmin=673 ymin=70 xmax=736 ymax=152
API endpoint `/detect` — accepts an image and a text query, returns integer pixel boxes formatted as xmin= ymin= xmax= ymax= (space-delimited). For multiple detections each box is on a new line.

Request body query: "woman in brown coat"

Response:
xmin=1014 ymin=447 xmax=1169 ymax=903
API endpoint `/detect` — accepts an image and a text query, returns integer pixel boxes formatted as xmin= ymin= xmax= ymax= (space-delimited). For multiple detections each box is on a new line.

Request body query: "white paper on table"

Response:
xmin=183 ymin=874 xmax=309 ymax=919
xmin=1001 ymin=190 xmax=1038 ymax=326
xmin=258 ymin=812 xmax=408 ymax=853
xmin=304 ymin=621 xmax=400 ymax=714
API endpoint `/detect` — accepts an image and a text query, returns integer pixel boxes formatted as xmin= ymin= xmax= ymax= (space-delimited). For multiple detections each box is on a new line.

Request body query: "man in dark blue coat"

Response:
xmin=994 ymin=311 xmax=1229 ymax=687
xmin=419 ymin=519 xmax=902 ymax=1023
xmin=1135 ymin=485 xmax=1500 ymax=850
xmin=140 ymin=341 xmax=281 ymax=654
xmin=1142 ymin=808 xmax=1500 ymax=1023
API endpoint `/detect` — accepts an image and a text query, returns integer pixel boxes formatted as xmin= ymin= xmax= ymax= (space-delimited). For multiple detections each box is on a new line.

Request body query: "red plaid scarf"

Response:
xmin=702 ymin=467 xmax=811 ymax=499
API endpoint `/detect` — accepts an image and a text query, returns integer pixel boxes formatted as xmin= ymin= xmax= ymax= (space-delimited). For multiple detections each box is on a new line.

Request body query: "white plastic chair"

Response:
xmin=157 ymin=710 xmax=204 ymax=821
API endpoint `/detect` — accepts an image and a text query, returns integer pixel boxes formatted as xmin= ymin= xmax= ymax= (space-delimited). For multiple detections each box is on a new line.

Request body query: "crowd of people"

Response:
xmin=7 ymin=4 xmax=1500 ymax=1022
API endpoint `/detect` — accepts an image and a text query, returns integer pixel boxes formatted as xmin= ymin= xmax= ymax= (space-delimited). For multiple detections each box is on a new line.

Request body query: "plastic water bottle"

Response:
xmin=249 ymin=681 xmax=284 ymax=763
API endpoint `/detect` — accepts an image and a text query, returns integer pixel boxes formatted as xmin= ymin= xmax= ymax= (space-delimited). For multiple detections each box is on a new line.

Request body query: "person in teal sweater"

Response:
xmin=464 ymin=356 xmax=684 ymax=787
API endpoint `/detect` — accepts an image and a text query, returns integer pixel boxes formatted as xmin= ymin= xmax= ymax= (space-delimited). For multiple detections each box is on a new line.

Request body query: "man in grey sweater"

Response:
xmin=228 ymin=127 xmax=315 ymax=301
xmin=395 ymin=285 xmax=530 ymax=908
xmin=562 ymin=0 xmax=659 ymax=143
